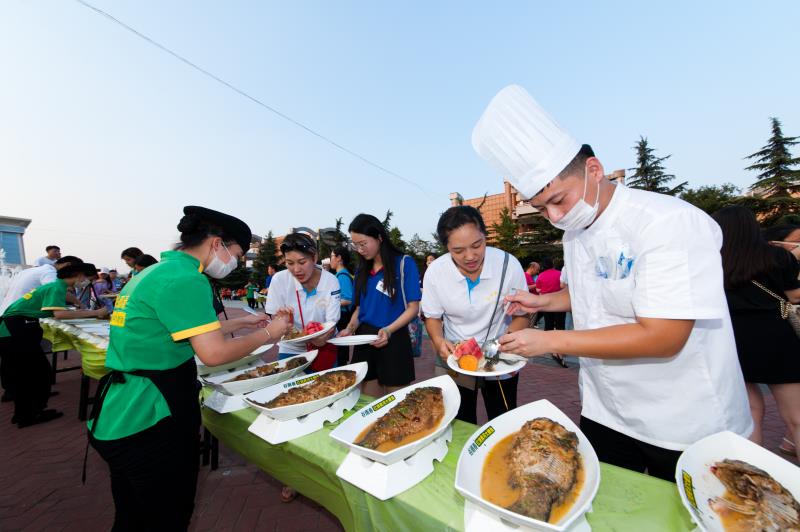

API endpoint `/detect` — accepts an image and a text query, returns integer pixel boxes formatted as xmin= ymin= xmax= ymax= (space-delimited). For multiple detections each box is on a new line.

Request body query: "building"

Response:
xmin=0 ymin=216 xmax=32 ymax=266
xmin=449 ymin=170 xmax=625 ymax=240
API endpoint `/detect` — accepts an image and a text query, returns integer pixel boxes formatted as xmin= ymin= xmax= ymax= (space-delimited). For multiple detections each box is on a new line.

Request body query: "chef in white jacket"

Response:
xmin=472 ymin=85 xmax=752 ymax=481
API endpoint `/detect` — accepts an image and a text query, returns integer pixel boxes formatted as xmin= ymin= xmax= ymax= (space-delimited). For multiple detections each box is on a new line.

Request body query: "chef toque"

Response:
xmin=472 ymin=85 xmax=581 ymax=199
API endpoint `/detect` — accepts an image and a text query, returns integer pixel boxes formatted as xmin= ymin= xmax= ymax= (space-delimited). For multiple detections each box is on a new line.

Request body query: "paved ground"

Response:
xmin=0 ymin=306 xmax=793 ymax=531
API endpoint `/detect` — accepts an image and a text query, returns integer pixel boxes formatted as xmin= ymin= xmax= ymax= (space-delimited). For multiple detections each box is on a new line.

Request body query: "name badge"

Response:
xmin=375 ymin=280 xmax=390 ymax=297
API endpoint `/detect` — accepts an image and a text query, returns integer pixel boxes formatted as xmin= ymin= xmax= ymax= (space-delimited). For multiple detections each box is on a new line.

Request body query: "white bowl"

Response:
xmin=446 ymin=354 xmax=526 ymax=377
xmin=200 ymin=350 xmax=316 ymax=395
xmin=327 ymin=334 xmax=379 ymax=347
xmin=244 ymin=362 xmax=368 ymax=421
xmin=675 ymin=430 xmax=800 ymax=532
xmin=329 ymin=375 xmax=460 ymax=465
xmin=195 ymin=344 xmax=273 ymax=376
xmin=454 ymin=399 xmax=600 ymax=532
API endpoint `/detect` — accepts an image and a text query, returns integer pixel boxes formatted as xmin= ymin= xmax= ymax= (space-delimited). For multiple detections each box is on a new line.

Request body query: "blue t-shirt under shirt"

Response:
xmin=357 ymin=255 xmax=421 ymax=328
xmin=336 ymin=268 xmax=354 ymax=312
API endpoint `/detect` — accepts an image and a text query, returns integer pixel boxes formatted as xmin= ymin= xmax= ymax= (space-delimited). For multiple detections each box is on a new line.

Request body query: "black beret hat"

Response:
xmin=182 ymin=206 xmax=252 ymax=252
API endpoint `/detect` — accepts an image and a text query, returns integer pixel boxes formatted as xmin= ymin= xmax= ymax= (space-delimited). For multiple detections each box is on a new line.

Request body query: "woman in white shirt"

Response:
xmin=422 ymin=206 xmax=529 ymax=423
xmin=264 ymin=233 xmax=340 ymax=372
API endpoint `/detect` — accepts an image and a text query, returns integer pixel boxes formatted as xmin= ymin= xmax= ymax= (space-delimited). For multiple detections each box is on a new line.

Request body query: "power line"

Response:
xmin=74 ymin=0 xmax=431 ymax=197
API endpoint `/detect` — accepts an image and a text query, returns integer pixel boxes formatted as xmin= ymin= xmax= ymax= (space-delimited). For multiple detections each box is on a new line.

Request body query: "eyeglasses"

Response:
xmin=352 ymin=239 xmax=372 ymax=251
xmin=281 ymin=235 xmax=317 ymax=254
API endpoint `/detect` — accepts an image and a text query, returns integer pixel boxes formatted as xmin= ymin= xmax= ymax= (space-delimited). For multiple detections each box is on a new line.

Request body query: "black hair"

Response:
xmin=557 ymin=144 xmax=595 ymax=180
xmin=712 ymin=206 xmax=795 ymax=289
xmin=280 ymin=233 xmax=318 ymax=259
xmin=55 ymin=255 xmax=82 ymax=266
xmin=436 ymin=206 xmax=487 ymax=247
xmin=349 ymin=213 xmax=403 ymax=303
xmin=121 ymin=247 xmax=143 ymax=260
xmin=135 ymin=254 xmax=158 ymax=269
xmin=763 ymin=224 xmax=800 ymax=242
xmin=58 ymin=262 xmax=96 ymax=279
xmin=331 ymin=245 xmax=353 ymax=271
xmin=175 ymin=214 xmax=237 ymax=250
xmin=541 ymin=257 xmax=555 ymax=270
xmin=46 ymin=245 xmax=60 ymax=252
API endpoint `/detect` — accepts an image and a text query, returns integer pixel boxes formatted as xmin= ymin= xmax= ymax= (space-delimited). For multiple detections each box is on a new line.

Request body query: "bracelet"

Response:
xmin=265 ymin=328 xmax=272 ymax=341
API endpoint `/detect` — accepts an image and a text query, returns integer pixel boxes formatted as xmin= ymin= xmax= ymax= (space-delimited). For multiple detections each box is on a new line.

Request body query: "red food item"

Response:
xmin=303 ymin=321 xmax=324 ymax=335
xmin=453 ymin=337 xmax=482 ymax=360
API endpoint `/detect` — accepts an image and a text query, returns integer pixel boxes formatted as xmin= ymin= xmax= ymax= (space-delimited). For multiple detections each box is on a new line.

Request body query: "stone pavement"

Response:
xmin=0 ymin=307 xmax=793 ymax=531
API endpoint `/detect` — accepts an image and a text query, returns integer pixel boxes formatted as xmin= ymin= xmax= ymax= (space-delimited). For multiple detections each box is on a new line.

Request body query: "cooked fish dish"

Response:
xmin=224 ymin=357 xmax=307 ymax=383
xmin=257 ymin=370 xmax=356 ymax=408
xmin=355 ymin=387 xmax=444 ymax=451
xmin=709 ymin=459 xmax=799 ymax=531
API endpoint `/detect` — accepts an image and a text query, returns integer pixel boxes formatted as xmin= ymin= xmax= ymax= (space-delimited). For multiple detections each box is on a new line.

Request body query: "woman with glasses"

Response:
xmin=338 ymin=214 xmax=421 ymax=398
xmin=265 ymin=232 xmax=341 ymax=372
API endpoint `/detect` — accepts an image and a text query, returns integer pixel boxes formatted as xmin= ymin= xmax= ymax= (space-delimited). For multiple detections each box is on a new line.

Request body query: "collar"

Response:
xmin=159 ymin=250 xmax=203 ymax=272
xmin=580 ymin=183 xmax=625 ymax=237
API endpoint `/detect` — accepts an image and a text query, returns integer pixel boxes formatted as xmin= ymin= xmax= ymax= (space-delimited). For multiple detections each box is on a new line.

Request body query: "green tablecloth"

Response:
xmin=41 ymin=322 xmax=109 ymax=380
xmin=201 ymin=390 xmax=695 ymax=531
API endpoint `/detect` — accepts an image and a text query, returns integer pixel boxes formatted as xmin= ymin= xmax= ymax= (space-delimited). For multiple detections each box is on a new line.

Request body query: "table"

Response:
xmin=201 ymin=391 xmax=695 ymax=532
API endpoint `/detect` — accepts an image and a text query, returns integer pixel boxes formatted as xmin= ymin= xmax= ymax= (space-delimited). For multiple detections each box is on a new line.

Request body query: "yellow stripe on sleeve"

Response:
xmin=171 ymin=321 xmax=221 ymax=341
xmin=41 ymin=307 xmax=66 ymax=311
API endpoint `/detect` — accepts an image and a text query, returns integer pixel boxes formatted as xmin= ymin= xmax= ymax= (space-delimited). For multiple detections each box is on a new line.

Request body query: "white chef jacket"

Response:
xmin=421 ymin=247 xmax=528 ymax=380
xmin=562 ymin=184 xmax=752 ymax=450
xmin=0 ymin=265 xmax=58 ymax=315
xmin=264 ymin=268 xmax=341 ymax=355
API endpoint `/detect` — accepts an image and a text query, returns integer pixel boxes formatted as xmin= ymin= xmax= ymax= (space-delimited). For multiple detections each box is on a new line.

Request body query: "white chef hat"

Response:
xmin=100 ymin=267 xmax=110 ymax=274
xmin=472 ymin=85 xmax=581 ymax=199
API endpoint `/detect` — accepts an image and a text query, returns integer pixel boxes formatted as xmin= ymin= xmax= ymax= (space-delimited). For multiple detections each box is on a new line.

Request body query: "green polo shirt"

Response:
xmin=89 ymin=250 xmax=221 ymax=440
xmin=0 ymin=279 xmax=68 ymax=337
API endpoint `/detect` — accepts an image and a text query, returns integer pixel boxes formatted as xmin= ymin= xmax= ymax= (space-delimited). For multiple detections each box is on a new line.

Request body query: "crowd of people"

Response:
xmin=0 ymin=84 xmax=798 ymax=530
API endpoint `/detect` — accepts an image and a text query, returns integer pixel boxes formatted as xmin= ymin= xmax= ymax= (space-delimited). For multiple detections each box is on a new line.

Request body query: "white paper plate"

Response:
xmin=455 ymin=399 xmax=600 ymax=532
xmin=244 ymin=362 xmax=368 ymax=421
xmin=201 ymin=351 xmax=317 ymax=396
xmin=280 ymin=321 xmax=337 ymax=346
xmin=327 ymin=335 xmax=379 ymax=347
xmin=447 ymin=354 xmax=527 ymax=377
xmin=675 ymin=430 xmax=800 ymax=532
xmin=329 ymin=375 xmax=460 ymax=465
xmin=195 ymin=344 xmax=273 ymax=376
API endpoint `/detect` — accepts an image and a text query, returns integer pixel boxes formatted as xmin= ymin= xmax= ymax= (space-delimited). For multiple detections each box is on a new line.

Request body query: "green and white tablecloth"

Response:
xmin=201 ymin=391 xmax=695 ymax=531
xmin=40 ymin=319 xmax=109 ymax=380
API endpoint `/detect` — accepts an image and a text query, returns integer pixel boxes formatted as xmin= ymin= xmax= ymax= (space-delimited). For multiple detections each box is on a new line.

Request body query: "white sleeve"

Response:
xmin=560 ymin=264 xmax=569 ymax=286
xmin=41 ymin=268 xmax=57 ymax=284
xmin=326 ymin=277 xmax=341 ymax=324
xmin=420 ymin=268 xmax=444 ymax=319
xmin=633 ymin=208 xmax=727 ymax=320
xmin=263 ymin=274 xmax=284 ymax=315
xmin=506 ymin=258 xmax=529 ymax=316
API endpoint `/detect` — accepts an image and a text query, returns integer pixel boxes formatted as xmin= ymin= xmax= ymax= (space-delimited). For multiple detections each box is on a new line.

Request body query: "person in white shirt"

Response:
xmin=422 ymin=206 xmax=529 ymax=423
xmin=264 ymin=233 xmax=340 ymax=371
xmin=33 ymin=245 xmax=61 ymax=267
xmin=472 ymin=85 xmax=752 ymax=481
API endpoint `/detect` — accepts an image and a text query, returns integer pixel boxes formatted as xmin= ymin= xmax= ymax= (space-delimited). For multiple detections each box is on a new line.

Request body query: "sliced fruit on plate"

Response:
xmin=454 ymin=337 xmax=484 ymax=371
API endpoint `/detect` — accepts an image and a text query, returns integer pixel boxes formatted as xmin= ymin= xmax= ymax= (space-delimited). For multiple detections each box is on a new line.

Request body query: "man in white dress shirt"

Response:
xmin=33 ymin=245 xmax=61 ymax=267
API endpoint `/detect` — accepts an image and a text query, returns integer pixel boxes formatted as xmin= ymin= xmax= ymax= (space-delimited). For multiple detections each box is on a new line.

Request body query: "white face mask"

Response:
xmin=75 ymin=279 xmax=89 ymax=289
xmin=205 ymin=243 xmax=237 ymax=279
xmin=550 ymin=168 xmax=600 ymax=231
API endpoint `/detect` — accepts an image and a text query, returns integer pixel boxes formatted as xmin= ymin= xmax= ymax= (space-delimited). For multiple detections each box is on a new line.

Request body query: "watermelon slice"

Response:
xmin=453 ymin=337 xmax=482 ymax=360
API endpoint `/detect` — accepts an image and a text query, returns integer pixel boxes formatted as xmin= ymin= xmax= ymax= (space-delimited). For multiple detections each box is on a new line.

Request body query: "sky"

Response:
xmin=1 ymin=1 xmax=799 ymax=271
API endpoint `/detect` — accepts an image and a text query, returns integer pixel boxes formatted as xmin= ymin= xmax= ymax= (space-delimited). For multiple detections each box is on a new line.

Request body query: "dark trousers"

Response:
xmin=91 ymin=417 xmax=200 ymax=531
xmin=0 ymin=336 xmax=13 ymax=397
xmin=336 ymin=309 xmax=353 ymax=367
xmin=543 ymin=311 xmax=566 ymax=332
xmin=4 ymin=317 xmax=52 ymax=422
xmin=580 ymin=416 xmax=681 ymax=482
xmin=456 ymin=373 xmax=520 ymax=424
xmin=246 ymin=298 xmax=257 ymax=309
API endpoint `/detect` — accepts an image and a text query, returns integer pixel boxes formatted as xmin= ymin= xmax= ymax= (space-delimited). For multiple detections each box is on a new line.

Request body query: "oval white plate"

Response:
xmin=195 ymin=344 xmax=273 ymax=376
xmin=446 ymin=354 xmax=526 ymax=377
xmin=280 ymin=321 xmax=336 ymax=345
xmin=201 ymin=351 xmax=317 ymax=396
xmin=327 ymin=335 xmax=379 ymax=347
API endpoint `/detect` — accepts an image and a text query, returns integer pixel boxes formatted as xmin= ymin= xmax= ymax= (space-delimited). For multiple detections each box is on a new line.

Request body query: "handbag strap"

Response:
xmin=751 ymin=280 xmax=791 ymax=319
xmin=483 ymin=252 xmax=510 ymax=345
xmin=400 ymin=255 xmax=408 ymax=310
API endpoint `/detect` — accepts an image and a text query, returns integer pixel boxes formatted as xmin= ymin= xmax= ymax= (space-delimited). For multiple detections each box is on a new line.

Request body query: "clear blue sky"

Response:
xmin=2 ymin=1 xmax=798 ymax=270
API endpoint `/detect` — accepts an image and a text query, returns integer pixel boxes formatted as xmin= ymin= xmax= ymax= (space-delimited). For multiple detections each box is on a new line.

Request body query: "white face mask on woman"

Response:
xmin=550 ymin=168 xmax=600 ymax=231
xmin=205 ymin=242 xmax=237 ymax=279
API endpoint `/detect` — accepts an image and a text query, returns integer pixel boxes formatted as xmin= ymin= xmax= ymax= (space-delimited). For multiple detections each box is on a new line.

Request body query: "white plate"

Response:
xmin=675 ymin=430 xmax=800 ymax=532
xmin=327 ymin=335 xmax=379 ymax=347
xmin=195 ymin=344 xmax=273 ymax=376
xmin=280 ymin=321 xmax=337 ymax=345
xmin=455 ymin=399 xmax=600 ymax=532
xmin=447 ymin=354 xmax=527 ymax=377
xmin=244 ymin=362 xmax=368 ymax=421
xmin=201 ymin=351 xmax=317 ymax=396
xmin=329 ymin=375 xmax=460 ymax=465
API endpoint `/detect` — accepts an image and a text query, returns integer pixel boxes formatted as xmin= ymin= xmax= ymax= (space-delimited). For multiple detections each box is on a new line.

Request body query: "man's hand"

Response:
xmin=498 ymin=329 xmax=549 ymax=358
xmin=436 ymin=339 xmax=455 ymax=362
xmin=504 ymin=291 xmax=547 ymax=315
xmin=94 ymin=308 xmax=110 ymax=319
xmin=240 ymin=313 xmax=269 ymax=329
xmin=311 ymin=327 xmax=336 ymax=347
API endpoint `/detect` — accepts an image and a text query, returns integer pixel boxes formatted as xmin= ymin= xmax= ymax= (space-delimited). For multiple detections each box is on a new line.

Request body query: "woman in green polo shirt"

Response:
xmin=0 ymin=262 xmax=108 ymax=427
xmin=87 ymin=206 xmax=292 ymax=532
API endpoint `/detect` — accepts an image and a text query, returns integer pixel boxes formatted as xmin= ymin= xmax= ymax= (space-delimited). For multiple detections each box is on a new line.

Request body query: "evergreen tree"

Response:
xmin=430 ymin=232 xmax=447 ymax=255
xmin=250 ymin=231 xmax=277 ymax=284
xmin=628 ymin=136 xmax=687 ymax=195
xmin=679 ymin=183 xmax=740 ymax=215
xmin=491 ymin=208 xmax=520 ymax=256
xmin=745 ymin=117 xmax=800 ymax=197
xmin=380 ymin=210 xmax=406 ymax=251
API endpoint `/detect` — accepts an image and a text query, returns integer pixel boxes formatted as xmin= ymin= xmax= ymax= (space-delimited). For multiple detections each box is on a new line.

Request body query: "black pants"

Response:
xmin=246 ymin=297 xmax=257 ymax=309
xmin=456 ymin=373 xmax=519 ymax=424
xmin=336 ymin=309 xmax=353 ymax=367
xmin=91 ymin=417 xmax=199 ymax=531
xmin=0 ymin=336 xmax=13 ymax=398
xmin=543 ymin=311 xmax=566 ymax=332
xmin=580 ymin=416 xmax=681 ymax=482
xmin=3 ymin=317 xmax=52 ymax=422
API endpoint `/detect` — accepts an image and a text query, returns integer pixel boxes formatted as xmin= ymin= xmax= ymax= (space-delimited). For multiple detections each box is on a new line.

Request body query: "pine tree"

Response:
xmin=679 ymin=183 xmax=740 ymax=215
xmin=745 ymin=117 xmax=800 ymax=197
xmin=250 ymin=231 xmax=277 ymax=284
xmin=491 ymin=208 xmax=520 ymax=256
xmin=628 ymin=136 xmax=687 ymax=195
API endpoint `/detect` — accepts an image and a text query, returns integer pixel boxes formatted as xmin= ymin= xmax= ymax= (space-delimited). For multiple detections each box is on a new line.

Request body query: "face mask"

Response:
xmin=75 ymin=279 xmax=89 ymax=289
xmin=550 ymin=168 xmax=600 ymax=231
xmin=205 ymin=243 xmax=237 ymax=279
